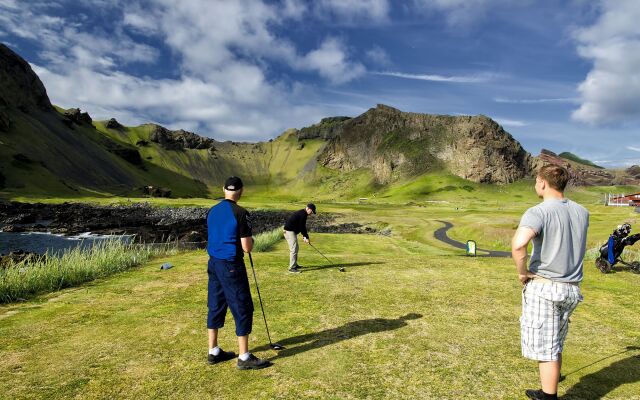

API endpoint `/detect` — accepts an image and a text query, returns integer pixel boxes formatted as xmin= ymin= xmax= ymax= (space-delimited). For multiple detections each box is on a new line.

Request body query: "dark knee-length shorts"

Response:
xmin=207 ymin=257 xmax=254 ymax=336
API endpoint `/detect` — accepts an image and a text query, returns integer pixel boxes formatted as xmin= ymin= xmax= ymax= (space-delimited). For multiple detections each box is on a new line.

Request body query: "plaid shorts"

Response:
xmin=520 ymin=280 xmax=583 ymax=361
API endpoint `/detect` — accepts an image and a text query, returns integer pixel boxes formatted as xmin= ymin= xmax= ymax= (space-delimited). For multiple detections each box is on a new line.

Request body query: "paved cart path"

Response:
xmin=433 ymin=220 xmax=511 ymax=258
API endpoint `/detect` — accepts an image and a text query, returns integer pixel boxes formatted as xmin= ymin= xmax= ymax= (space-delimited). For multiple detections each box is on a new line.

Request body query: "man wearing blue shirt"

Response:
xmin=206 ymin=176 xmax=270 ymax=370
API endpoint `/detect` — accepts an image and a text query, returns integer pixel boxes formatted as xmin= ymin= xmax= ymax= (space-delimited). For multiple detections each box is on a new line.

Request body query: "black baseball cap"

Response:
xmin=224 ymin=176 xmax=244 ymax=191
xmin=307 ymin=203 xmax=316 ymax=214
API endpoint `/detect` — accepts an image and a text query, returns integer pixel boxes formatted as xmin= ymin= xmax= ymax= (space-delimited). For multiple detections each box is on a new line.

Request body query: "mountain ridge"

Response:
xmin=1 ymin=42 xmax=638 ymax=199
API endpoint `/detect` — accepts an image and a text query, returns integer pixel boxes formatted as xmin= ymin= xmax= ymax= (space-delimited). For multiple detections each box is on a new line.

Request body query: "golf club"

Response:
xmin=309 ymin=242 xmax=345 ymax=272
xmin=248 ymin=253 xmax=284 ymax=350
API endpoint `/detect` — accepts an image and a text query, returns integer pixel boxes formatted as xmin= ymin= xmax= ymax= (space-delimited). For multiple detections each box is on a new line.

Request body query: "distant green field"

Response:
xmin=1 ymin=197 xmax=640 ymax=399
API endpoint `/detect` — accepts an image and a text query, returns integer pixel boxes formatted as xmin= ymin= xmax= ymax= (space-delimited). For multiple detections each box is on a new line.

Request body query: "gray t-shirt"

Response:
xmin=518 ymin=198 xmax=589 ymax=283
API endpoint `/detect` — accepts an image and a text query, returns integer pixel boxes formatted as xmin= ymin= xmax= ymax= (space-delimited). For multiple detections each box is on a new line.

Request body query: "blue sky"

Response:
xmin=1 ymin=0 xmax=639 ymax=167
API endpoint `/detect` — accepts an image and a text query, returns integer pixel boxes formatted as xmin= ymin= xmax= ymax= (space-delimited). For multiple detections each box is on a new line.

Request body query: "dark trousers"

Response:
xmin=207 ymin=257 xmax=254 ymax=336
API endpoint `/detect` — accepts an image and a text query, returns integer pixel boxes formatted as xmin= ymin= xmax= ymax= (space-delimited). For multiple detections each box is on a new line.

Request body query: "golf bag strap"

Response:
xmin=607 ymin=235 xmax=616 ymax=264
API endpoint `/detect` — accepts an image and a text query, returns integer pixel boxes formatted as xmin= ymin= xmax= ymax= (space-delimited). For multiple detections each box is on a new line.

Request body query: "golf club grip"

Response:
xmin=248 ymin=253 xmax=273 ymax=344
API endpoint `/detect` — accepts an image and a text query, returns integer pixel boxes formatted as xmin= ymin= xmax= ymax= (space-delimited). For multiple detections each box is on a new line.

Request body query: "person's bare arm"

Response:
xmin=241 ymin=237 xmax=253 ymax=253
xmin=511 ymin=227 xmax=537 ymax=285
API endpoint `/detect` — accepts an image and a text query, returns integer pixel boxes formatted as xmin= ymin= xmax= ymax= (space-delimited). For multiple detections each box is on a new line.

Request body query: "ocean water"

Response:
xmin=0 ymin=231 xmax=133 ymax=255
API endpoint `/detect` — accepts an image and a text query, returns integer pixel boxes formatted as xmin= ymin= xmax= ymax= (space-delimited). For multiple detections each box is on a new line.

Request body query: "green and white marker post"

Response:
xmin=466 ymin=240 xmax=477 ymax=257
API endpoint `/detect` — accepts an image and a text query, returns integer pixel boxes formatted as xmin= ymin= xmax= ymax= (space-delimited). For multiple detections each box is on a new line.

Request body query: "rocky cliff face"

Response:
xmin=0 ymin=44 xmax=52 ymax=113
xmin=531 ymin=149 xmax=639 ymax=186
xmin=0 ymin=44 xmax=53 ymax=132
xmin=149 ymin=124 xmax=217 ymax=152
xmin=313 ymin=104 xmax=533 ymax=184
xmin=627 ymin=165 xmax=640 ymax=179
xmin=297 ymin=116 xmax=351 ymax=140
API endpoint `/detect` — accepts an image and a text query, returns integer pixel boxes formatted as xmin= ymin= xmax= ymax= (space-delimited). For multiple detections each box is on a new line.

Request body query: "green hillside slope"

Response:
xmin=559 ymin=151 xmax=604 ymax=169
xmin=0 ymin=110 xmax=209 ymax=198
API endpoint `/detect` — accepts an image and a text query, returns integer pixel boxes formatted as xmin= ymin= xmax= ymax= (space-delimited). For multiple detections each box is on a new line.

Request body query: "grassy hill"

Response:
xmin=559 ymin=152 xmax=604 ymax=169
xmin=0 ymin=111 xmax=210 ymax=198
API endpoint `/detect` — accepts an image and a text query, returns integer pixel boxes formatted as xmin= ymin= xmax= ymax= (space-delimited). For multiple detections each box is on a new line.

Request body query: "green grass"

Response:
xmin=1 ymin=200 xmax=640 ymax=399
xmin=0 ymin=240 xmax=176 ymax=303
xmin=253 ymin=228 xmax=284 ymax=252
xmin=559 ymin=152 xmax=604 ymax=169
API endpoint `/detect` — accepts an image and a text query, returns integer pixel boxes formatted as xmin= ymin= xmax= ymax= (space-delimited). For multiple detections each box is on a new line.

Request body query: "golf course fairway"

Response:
xmin=1 ymin=199 xmax=639 ymax=399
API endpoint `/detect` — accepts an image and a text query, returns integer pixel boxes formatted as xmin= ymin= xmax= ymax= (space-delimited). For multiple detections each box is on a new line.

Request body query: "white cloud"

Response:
xmin=494 ymin=118 xmax=527 ymax=127
xmin=123 ymin=5 xmax=163 ymax=36
xmin=572 ymin=0 xmax=640 ymax=125
xmin=1 ymin=0 xmax=369 ymax=140
xmin=494 ymin=97 xmax=579 ymax=104
xmin=596 ymin=158 xmax=639 ymax=167
xmin=315 ymin=0 xmax=390 ymax=23
xmin=0 ymin=0 xmax=20 ymax=9
xmin=627 ymin=146 xmax=640 ymax=152
xmin=282 ymin=0 xmax=307 ymax=19
xmin=33 ymin=63 xmax=325 ymax=140
xmin=411 ymin=0 xmax=508 ymax=27
xmin=153 ymin=0 xmax=365 ymax=84
xmin=365 ymin=45 xmax=391 ymax=66
xmin=373 ymin=71 xmax=494 ymax=83
xmin=299 ymin=38 xmax=366 ymax=84
xmin=0 ymin=1 xmax=158 ymax=67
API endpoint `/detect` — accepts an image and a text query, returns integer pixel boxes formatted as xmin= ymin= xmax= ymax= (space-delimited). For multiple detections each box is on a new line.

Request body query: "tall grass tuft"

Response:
xmin=0 ymin=240 xmax=176 ymax=304
xmin=253 ymin=228 xmax=284 ymax=252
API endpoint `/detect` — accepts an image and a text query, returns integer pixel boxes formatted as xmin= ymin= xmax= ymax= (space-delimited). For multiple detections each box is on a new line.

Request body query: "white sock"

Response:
xmin=239 ymin=352 xmax=251 ymax=361
xmin=209 ymin=346 xmax=221 ymax=356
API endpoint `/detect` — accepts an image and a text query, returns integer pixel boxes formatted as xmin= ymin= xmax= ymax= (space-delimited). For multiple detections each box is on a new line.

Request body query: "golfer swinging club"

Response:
xmin=283 ymin=203 xmax=316 ymax=273
xmin=511 ymin=165 xmax=589 ymax=400
xmin=206 ymin=176 xmax=271 ymax=370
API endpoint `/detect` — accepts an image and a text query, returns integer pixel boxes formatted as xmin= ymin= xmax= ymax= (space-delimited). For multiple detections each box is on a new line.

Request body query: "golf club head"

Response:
xmin=270 ymin=343 xmax=285 ymax=350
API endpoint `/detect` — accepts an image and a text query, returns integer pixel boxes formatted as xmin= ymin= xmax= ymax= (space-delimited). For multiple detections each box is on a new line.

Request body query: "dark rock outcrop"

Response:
xmin=2 ymin=224 xmax=26 ymax=233
xmin=96 ymin=135 xmax=143 ymax=166
xmin=63 ymin=108 xmax=93 ymax=126
xmin=317 ymin=104 xmax=533 ymax=184
xmin=297 ymin=116 xmax=351 ymax=140
xmin=105 ymin=118 xmax=124 ymax=130
xmin=0 ymin=43 xmax=52 ymax=114
xmin=149 ymin=124 xmax=216 ymax=151
xmin=108 ymin=146 xmax=143 ymax=165
xmin=142 ymin=186 xmax=172 ymax=198
xmin=0 ymin=107 xmax=11 ymax=131
xmin=0 ymin=202 xmax=373 ymax=247
xmin=627 ymin=165 xmax=640 ymax=179
xmin=12 ymin=153 xmax=33 ymax=164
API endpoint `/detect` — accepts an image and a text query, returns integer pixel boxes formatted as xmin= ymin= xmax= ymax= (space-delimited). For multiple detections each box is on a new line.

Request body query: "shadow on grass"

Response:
xmin=562 ymin=346 xmax=640 ymax=399
xmin=301 ymin=261 xmax=384 ymax=272
xmin=606 ymin=265 xmax=640 ymax=274
xmin=253 ymin=313 xmax=422 ymax=360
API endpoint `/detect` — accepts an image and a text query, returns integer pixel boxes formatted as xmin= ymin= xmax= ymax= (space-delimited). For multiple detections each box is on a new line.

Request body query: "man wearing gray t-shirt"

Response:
xmin=511 ymin=164 xmax=589 ymax=400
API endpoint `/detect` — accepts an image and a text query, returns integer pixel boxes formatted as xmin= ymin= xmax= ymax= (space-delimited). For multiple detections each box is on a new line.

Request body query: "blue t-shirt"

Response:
xmin=207 ymin=200 xmax=252 ymax=261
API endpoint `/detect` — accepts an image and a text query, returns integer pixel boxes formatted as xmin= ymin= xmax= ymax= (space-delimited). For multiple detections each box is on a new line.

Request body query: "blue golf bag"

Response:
xmin=595 ymin=223 xmax=640 ymax=273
